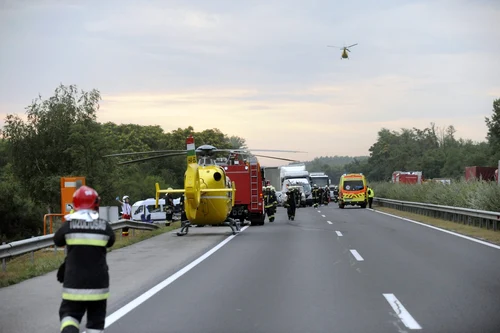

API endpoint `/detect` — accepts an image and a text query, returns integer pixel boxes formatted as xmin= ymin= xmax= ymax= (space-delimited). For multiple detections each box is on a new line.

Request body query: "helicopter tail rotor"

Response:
xmin=184 ymin=163 xmax=201 ymax=220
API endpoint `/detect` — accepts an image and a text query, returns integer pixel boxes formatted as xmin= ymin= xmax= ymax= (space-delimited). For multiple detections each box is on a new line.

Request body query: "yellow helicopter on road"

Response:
xmin=104 ymin=135 xmax=303 ymax=236
xmin=327 ymin=43 xmax=358 ymax=59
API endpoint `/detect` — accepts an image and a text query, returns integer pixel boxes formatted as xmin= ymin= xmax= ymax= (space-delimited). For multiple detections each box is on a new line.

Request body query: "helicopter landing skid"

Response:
xmin=224 ymin=218 xmax=241 ymax=235
xmin=176 ymin=220 xmax=191 ymax=236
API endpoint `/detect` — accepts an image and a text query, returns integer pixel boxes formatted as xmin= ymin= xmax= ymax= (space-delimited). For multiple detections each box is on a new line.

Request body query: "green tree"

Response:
xmin=485 ymin=98 xmax=500 ymax=163
xmin=2 ymin=84 xmax=109 ymax=210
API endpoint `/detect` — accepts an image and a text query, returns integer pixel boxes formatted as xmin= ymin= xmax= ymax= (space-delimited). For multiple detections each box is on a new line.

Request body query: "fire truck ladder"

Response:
xmin=250 ymin=163 xmax=260 ymax=211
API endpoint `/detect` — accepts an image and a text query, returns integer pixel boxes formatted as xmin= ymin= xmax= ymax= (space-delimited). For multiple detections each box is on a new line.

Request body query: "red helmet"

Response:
xmin=73 ymin=185 xmax=100 ymax=211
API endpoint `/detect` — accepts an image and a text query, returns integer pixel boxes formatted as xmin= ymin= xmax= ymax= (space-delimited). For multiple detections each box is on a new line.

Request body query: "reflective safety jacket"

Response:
xmin=53 ymin=210 xmax=116 ymax=301
xmin=367 ymin=188 xmax=375 ymax=198
xmin=264 ymin=192 xmax=277 ymax=209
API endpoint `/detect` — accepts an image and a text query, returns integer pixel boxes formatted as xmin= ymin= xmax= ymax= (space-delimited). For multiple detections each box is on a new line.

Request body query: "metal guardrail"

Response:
xmin=373 ymin=197 xmax=500 ymax=231
xmin=0 ymin=220 xmax=160 ymax=270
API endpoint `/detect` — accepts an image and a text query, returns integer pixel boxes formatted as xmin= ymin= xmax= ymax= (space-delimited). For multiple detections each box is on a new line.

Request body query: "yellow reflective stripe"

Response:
xmin=66 ymin=239 xmax=108 ymax=246
xmin=65 ymin=233 xmax=109 ymax=246
xmin=63 ymin=292 xmax=109 ymax=301
xmin=61 ymin=316 xmax=79 ymax=331
xmin=62 ymin=287 xmax=109 ymax=301
xmin=66 ymin=233 xmax=109 ymax=241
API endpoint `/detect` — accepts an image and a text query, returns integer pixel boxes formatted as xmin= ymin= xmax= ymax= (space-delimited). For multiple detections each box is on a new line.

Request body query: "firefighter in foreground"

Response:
xmin=284 ymin=186 xmax=298 ymax=220
xmin=263 ymin=185 xmax=277 ymax=222
xmin=54 ymin=185 xmax=115 ymax=333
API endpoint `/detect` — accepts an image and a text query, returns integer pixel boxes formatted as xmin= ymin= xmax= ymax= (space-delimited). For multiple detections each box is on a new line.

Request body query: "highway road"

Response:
xmin=2 ymin=204 xmax=500 ymax=333
xmin=101 ymin=205 xmax=500 ymax=333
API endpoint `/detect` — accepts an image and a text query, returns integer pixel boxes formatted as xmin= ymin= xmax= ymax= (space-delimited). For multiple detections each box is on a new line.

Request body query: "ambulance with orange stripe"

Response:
xmin=338 ymin=173 xmax=368 ymax=209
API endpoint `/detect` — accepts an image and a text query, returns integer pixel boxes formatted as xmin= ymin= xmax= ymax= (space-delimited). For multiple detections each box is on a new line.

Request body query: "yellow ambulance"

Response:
xmin=338 ymin=173 xmax=367 ymax=209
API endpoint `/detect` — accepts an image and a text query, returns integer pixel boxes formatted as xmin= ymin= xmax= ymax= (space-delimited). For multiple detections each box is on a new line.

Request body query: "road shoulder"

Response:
xmin=371 ymin=206 xmax=500 ymax=246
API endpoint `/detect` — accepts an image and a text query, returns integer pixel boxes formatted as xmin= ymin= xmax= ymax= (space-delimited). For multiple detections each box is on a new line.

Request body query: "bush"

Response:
xmin=371 ymin=180 xmax=500 ymax=212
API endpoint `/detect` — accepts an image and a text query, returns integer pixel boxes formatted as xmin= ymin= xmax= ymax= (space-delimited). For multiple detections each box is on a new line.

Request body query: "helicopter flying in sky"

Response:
xmin=327 ymin=43 xmax=358 ymax=59
xmin=104 ymin=136 xmax=304 ymax=236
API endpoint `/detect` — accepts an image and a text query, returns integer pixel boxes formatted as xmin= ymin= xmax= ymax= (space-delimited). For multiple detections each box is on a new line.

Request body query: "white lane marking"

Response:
xmin=383 ymin=293 xmax=422 ymax=330
xmin=322 ymin=214 xmax=326 ymax=217
xmin=327 ymin=221 xmax=333 ymax=224
xmin=335 ymin=231 xmax=343 ymax=236
xmin=94 ymin=226 xmax=249 ymax=330
xmin=317 ymin=210 xmax=321 ymax=213
xmin=350 ymin=249 xmax=364 ymax=261
xmin=369 ymin=209 xmax=500 ymax=250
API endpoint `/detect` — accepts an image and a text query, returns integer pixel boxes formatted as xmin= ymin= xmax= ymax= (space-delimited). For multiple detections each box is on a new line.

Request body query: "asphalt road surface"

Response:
xmin=98 ymin=205 xmax=500 ymax=333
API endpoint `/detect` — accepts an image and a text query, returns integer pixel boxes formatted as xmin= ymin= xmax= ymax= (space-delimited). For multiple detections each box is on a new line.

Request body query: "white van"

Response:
xmin=131 ymin=198 xmax=166 ymax=222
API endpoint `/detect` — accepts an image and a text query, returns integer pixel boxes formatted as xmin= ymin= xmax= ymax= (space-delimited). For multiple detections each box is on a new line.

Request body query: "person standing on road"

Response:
xmin=164 ymin=189 xmax=174 ymax=225
xmin=54 ymin=185 xmax=115 ymax=333
xmin=367 ymin=186 xmax=374 ymax=208
xmin=285 ymin=187 xmax=297 ymax=220
xmin=264 ymin=186 xmax=277 ymax=222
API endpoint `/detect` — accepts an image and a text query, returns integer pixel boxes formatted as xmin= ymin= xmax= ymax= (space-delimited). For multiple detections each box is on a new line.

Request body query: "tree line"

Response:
xmin=0 ymin=84 xmax=246 ymax=242
xmin=306 ymin=98 xmax=500 ymax=184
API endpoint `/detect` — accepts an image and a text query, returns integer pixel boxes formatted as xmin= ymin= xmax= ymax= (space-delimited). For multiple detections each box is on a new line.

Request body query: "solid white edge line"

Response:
xmin=368 ymin=208 xmax=500 ymax=250
xmin=322 ymin=214 xmax=326 ymax=217
xmin=349 ymin=249 xmax=364 ymax=261
xmin=383 ymin=293 xmax=422 ymax=330
xmin=327 ymin=221 xmax=333 ymax=224
xmin=83 ymin=226 xmax=249 ymax=331
xmin=335 ymin=231 xmax=342 ymax=236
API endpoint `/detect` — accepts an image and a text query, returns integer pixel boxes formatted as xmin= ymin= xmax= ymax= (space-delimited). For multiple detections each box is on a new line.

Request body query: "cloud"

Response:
xmin=0 ymin=0 xmax=499 ymax=165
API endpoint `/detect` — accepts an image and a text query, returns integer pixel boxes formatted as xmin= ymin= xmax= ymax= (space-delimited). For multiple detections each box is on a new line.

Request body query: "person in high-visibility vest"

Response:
xmin=367 ymin=186 xmax=375 ymax=208
xmin=54 ymin=185 xmax=115 ymax=333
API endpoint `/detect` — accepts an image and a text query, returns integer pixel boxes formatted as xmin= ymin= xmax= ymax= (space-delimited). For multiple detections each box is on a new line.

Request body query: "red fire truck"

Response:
xmin=218 ymin=156 xmax=266 ymax=226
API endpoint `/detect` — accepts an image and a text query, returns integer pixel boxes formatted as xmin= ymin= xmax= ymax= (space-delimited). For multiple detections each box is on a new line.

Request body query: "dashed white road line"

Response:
xmin=335 ymin=231 xmax=343 ymax=236
xmin=383 ymin=293 xmax=422 ymax=330
xmin=84 ymin=226 xmax=250 ymax=331
xmin=327 ymin=221 xmax=333 ymax=225
xmin=350 ymin=249 xmax=364 ymax=261
xmin=317 ymin=210 xmax=321 ymax=213
xmin=321 ymin=214 xmax=326 ymax=217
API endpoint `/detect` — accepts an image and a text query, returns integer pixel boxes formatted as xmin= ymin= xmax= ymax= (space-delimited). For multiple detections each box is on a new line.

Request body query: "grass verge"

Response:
xmin=374 ymin=206 xmax=500 ymax=245
xmin=0 ymin=222 xmax=180 ymax=288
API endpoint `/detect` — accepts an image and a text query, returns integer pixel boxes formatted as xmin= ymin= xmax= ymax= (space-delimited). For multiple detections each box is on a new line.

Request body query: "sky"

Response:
xmin=1 ymin=0 xmax=499 ymax=166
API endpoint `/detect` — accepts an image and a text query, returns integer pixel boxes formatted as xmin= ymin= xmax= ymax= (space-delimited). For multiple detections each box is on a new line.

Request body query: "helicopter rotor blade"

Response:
xmin=327 ymin=45 xmax=341 ymax=49
xmin=117 ymin=152 xmax=187 ymax=165
xmin=347 ymin=43 xmax=358 ymax=48
xmin=103 ymin=150 xmax=186 ymax=158
xmin=252 ymin=154 xmax=301 ymax=162
xmin=215 ymin=148 xmax=307 ymax=153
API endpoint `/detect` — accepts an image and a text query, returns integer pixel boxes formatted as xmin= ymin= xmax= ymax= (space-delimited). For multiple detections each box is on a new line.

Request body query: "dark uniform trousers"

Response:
xmin=60 ymin=299 xmax=106 ymax=332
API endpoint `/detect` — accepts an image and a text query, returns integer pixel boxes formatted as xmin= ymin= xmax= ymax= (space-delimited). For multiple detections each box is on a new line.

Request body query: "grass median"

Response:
xmin=373 ymin=206 xmax=500 ymax=245
xmin=0 ymin=222 xmax=180 ymax=288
